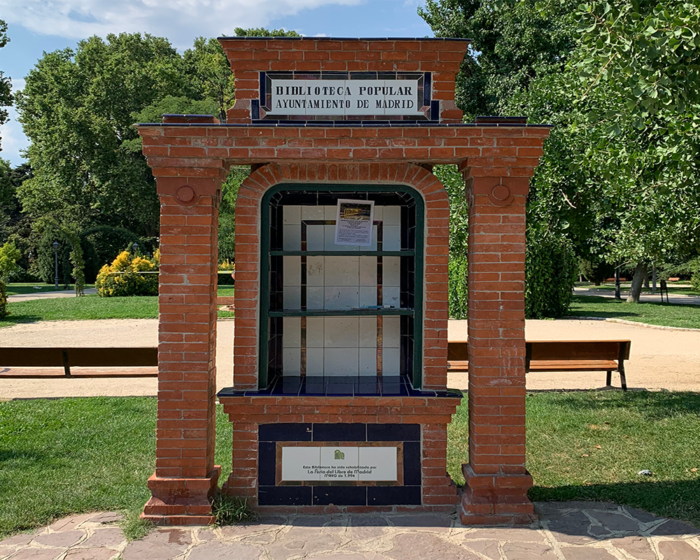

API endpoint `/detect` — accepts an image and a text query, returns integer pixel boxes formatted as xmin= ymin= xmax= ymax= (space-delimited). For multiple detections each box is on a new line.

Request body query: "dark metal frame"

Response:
xmin=259 ymin=183 xmax=425 ymax=389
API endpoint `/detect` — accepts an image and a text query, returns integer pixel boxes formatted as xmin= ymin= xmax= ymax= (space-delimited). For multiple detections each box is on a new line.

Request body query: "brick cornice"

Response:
xmin=138 ymin=125 xmax=551 ymax=166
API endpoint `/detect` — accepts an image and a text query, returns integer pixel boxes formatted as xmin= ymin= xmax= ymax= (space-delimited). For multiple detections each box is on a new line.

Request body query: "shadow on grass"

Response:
xmin=568 ymin=295 xmax=699 ymax=318
xmin=531 ymin=480 xmax=700 ymax=530
xmin=0 ymin=314 xmax=43 ymax=327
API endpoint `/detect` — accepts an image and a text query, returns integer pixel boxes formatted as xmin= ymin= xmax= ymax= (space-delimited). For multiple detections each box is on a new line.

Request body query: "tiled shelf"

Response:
xmin=270 ymin=250 xmax=414 ymax=257
xmin=269 ymin=308 xmax=414 ymax=317
xmin=218 ymin=376 xmax=464 ymax=399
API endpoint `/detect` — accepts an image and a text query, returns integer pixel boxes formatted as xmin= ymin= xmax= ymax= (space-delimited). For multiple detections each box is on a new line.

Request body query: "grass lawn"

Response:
xmin=567 ymin=295 xmax=700 ymax=329
xmin=1 ymin=292 xmax=235 ymax=328
xmin=1 ymin=392 xmax=699 ymax=539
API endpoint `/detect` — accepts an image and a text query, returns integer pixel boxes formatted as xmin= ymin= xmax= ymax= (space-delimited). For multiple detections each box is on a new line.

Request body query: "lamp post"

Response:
xmin=132 ymin=242 xmax=139 ymax=254
xmin=52 ymin=241 xmax=60 ymax=290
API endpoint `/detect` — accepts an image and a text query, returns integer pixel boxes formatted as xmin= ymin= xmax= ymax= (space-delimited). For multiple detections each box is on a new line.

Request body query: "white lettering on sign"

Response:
xmin=267 ymin=79 xmax=423 ymax=117
xmin=280 ymin=446 xmax=398 ymax=482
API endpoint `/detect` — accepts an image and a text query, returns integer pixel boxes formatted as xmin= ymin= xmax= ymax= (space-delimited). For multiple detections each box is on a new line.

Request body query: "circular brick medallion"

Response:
xmin=489 ymin=185 xmax=514 ymax=207
xmin=176 ymin=186 xmax=197 ymax=205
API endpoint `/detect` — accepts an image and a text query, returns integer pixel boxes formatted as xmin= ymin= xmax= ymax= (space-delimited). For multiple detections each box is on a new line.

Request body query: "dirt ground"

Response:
xmin=1 ymin=318 xmax=699 ymax=399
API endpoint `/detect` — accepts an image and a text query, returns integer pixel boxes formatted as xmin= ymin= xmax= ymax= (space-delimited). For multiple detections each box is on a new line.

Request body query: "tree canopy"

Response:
xmin=5 ymin=27 xmax=301 ymax=284
xmin=421 ymin=0 xmax=700 ymax=304
xmin=15 ymin=33 xmax=192 ymax=238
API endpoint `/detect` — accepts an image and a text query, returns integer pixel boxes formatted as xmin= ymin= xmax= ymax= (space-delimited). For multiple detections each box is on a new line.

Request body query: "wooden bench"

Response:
xmin=0 ymin=347 xmax=158 ymax=378
xmin=447 ymin=340 xmax=631 ymax=390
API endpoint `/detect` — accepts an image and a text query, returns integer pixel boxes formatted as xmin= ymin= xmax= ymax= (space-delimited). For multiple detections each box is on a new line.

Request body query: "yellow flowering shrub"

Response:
xmin=95 ymin=249 xmax=160 ymax=297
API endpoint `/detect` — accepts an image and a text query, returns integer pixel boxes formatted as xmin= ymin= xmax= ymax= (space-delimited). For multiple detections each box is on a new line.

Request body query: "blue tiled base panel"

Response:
xmin=258 ymin=423 xmax=421 ymax=506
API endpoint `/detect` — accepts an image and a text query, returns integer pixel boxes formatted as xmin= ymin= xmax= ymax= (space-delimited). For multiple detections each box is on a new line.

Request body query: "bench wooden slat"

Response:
xmin=0 ymin=369 xmax=158 ymax=379
xmin=447 ymin=360 xmax=469 ymax=372
xmin=529 ymin=341 xmax=629 ymax=362
xmin=529 ymin=360 xmax=618 ymax=371
xmin=446 ymin=339 xmax=631 ymax=390
xmin=0 ymin=348 xmax=66 ymax=367
xmin=0 ymin=347 xmax=158 ymax=367
xmin=0 ymin=347 xmax=158 ymax=378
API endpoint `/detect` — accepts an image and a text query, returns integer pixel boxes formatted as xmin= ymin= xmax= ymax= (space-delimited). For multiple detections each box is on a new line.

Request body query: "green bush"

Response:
xmin=95 ymin=250 xmax=159 ymax=297
xmin=448 ymin=253 xmax=469 ymax=319
xmin=33 ymin=229 xmax=74 ymax=286
xmin=0 ymin=280 xmax=7 ymax=319
xmin=525 ymin=229 xmax=578 ymax=318
xmin=80 ymin=226 xmax=153 ymax=283
xmin=691 ymin=273 xmax=700 ymax=292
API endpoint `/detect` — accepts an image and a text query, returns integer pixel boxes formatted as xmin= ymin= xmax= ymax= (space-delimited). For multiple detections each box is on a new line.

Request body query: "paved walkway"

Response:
xmin=1 ymin=503 xmax=699 ymax=560
xmin=7 ymin=288 xmax=97 ymax=303
xmin=573 ymin=286 xmax=700 ymax=306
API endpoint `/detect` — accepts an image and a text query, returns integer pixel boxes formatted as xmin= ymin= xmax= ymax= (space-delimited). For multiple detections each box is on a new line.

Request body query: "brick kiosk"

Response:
xmin=137 ymin=37 xmax=550 ymax=525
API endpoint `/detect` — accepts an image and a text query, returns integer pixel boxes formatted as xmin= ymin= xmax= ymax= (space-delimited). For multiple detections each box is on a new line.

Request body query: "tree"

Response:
xmin=419 ymin=0 xmax=578 ymax=117
xmin=232 ymin=28 xmax=300 ymax=38
xmin=573 ymin=0 xmax=700 ymax=301
xmin=421 ymin=0 xmax=700 ymax=305
xmin=434 ymin=165 xmax=469 ymax=318
xmin=0 ymin=240 xmax=21 ymax=281
xmin=1 ymin=161 xmax=33 ymax=276
xmin=0 ymin=20 xmax=13 ymax=150
xmin=15 ymin=33 xmax=195 ymax=239
xmin=218 ymin=166 xmax=250 ymax=263
xmin=183 ymin=38 xmax=236 ymax=123
xmin=179 ymin=27 xmax=300 ymax=123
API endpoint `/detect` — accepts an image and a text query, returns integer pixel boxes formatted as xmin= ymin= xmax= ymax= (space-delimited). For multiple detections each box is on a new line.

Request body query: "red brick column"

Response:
xmin=140 ymin=118 xmax=227 ymax=524
xmin=459 ymin=127 xmax=549 ymax=525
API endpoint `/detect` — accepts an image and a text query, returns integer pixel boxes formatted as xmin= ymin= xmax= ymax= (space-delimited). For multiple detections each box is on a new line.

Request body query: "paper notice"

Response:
xmin=334 ymin=199 xmax=374 ymax=247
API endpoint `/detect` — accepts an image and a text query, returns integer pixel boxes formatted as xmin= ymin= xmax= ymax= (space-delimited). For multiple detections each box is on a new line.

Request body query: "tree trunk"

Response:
xmin=627 ymin=263 xmax=648 ymax=303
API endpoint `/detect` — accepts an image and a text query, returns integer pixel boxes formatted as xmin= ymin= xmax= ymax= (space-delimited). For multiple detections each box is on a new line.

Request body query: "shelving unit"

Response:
xmin=259 ymin=184 xmax=424 ymax=390
xmin=269 ymin=308 xmax=414 ymax=317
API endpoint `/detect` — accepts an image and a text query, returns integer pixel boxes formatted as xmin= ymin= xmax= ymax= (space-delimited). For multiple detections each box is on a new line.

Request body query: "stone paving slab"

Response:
xmin=1 ymin=503 xmax=699 ymax=560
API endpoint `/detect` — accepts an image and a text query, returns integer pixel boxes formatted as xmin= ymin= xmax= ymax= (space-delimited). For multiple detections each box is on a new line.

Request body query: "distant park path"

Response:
xmin=7 ymin=288 xmax=98 ymax=302
xmin=574 ymin=285 xmax=700 ymax=306
xmin=1 ymin=317 xmax=699 ymax=400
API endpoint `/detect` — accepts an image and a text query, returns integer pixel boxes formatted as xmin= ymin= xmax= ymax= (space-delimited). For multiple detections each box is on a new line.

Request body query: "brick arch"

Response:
xmin=232 ymin=162 xmax=450 ymax=391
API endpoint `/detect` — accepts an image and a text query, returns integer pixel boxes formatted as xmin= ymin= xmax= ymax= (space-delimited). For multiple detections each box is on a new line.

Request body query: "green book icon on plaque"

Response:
xmin=334 ymin=450 xmax=345 ymax=460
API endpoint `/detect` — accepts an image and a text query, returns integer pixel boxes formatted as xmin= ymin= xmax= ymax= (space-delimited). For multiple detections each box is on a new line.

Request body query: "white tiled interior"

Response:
xmin=280 ymin=205 xmax=405 ymax=377
xmin=282 ymin=316 xmax=401 ymax=377
xmin=281 ymin=205 xmax=399 ymax=253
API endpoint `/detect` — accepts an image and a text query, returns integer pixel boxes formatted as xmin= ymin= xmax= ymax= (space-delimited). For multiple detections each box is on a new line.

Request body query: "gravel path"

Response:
xmin=1 ymin=503 xmax=699 ymax=560
xmin=1 ymin=318 xmax=699 ymax=399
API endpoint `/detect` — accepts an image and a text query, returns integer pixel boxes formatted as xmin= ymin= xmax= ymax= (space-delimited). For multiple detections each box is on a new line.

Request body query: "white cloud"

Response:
xmin=11 ymin=78 xmax=26 ymax=92
xmin=1 ymin=78 xmax=28 ymax=166
xmin=0 ymin=0 xmax=363 ymax=49
xmin=1 ymin=107 xmax=29 ymax=167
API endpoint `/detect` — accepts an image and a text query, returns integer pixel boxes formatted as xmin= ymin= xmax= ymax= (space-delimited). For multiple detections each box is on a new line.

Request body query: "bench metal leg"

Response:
xmin=606 ymin=371 xmax=612 ymax=387
xmin=62 ymin=349 xmax=71 ymax=377
xmin=619 ymin=368 xmax=627 ymax=391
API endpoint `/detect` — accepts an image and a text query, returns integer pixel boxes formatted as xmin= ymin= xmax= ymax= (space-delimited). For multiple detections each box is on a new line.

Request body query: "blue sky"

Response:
xmin=0 ymin=0 xmax=434 ymax=167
